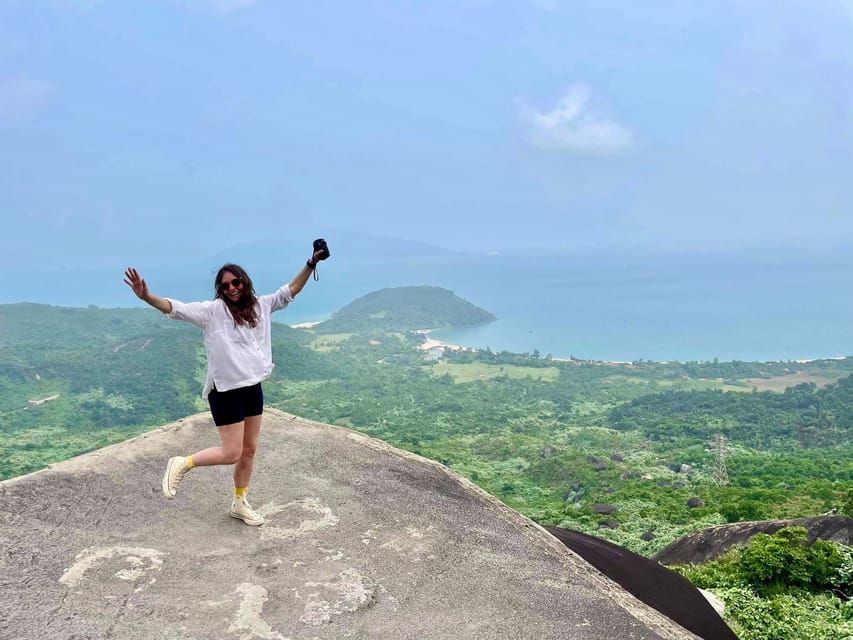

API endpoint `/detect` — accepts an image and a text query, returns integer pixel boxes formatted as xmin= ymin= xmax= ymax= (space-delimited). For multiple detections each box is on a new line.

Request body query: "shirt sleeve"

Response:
xmin=164 ymin=299 xmax=215 ymax=329
xmin=259 ymin=284 xmax=293 ymax=313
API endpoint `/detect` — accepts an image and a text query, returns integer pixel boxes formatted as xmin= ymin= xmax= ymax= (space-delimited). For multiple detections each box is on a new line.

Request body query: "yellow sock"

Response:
xmin=234 ymin=486 xmax=247 ymax=499
xmin=186 ymin=455 xmax=195 ymax=468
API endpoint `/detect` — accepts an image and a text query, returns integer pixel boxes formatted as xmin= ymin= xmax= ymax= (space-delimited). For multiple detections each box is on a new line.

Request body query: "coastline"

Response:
xmin=293 ymin=325 xmax=848 ymax=367
xmin=416 ymin=329 xmax=849 ymax=366
xmin=413 ymin=329 xmax=474 ymax=353
xmin=289 ymin=321 xmax=321 ymax=329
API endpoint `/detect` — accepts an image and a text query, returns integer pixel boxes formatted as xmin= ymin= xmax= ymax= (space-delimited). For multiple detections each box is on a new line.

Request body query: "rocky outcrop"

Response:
xmin=1 ymin=409 xmax=703 ymax=640
xmin=545 ymin=526 xmax=738 ymax=640
xmin=591 ymin=503 xmax=618 ymax=515
xmin=655 ymin=515 xmax=853 ymax=566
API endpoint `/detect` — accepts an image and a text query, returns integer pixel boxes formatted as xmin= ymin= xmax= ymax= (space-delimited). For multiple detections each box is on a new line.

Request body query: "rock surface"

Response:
xmin=655 ymin=515 xmax=853 ymax=566
xmin=1 ymin=409 xmax=701 ymax=640
xmin=544 ymin=526 xmax=737 ymax=640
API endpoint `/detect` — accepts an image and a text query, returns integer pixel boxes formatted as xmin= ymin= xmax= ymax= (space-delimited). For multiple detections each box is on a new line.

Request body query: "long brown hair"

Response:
xmin=214 ymin=263 xmax=259 ymax=328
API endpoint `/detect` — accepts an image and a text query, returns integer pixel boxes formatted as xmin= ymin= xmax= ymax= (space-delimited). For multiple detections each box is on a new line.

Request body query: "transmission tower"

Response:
xmin=710 ymin=433 xmax=729 ymax=486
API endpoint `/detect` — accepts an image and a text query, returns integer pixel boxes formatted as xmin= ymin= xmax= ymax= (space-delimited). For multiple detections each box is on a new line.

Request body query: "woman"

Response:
xmin=123 ymin=244 xmax=327 ymax=526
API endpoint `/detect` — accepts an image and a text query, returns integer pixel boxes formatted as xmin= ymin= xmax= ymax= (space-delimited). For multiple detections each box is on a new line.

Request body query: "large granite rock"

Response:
xmin=1 ymin=409 xmax=701 ymax=639
xmin=655 ymin=515 xmax=853 ymax=566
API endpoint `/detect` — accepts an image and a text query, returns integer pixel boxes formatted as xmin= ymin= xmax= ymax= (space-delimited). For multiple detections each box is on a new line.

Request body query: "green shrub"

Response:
xmin=843 ymin=488 xmax=853 ymax=517
xmin=674 ymin=527 xmax=853 ymax=640
xmin=739 ymin=526 xmax=843 ymax=594
xmin=676 ymin=548 xmax=745 ymax=590
xmin=830 ymin=543 xmax=853 ymax=595
xmin=716 ymin=587 xmax=853 ymax=640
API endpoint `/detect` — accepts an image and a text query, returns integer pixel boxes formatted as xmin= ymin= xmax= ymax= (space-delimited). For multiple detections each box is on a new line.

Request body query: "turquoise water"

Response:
xmin=281 ymin=248 xmax=853 ymax=363
xmin=420 ymin=251 xmax=853 ymax=363
xmin=5 ymin=248 xmax=852 ymax=363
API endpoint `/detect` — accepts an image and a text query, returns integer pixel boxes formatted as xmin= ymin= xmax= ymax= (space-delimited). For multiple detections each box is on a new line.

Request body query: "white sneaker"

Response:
xmin=162 ymin=456 xmax=191 ymax=499
xmin=230 ymin=497 xmax=265 ymax=526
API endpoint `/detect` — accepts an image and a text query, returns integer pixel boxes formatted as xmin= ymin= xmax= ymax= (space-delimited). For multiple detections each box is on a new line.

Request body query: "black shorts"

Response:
xmin=207 ymin=383 xmax=264 ymax=427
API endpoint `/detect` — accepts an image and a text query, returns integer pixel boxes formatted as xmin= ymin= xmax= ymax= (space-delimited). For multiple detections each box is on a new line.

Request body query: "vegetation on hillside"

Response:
xmin=313 ymin=286 xmax=495 ymax=333
xmin=611 ymin=379 xmax=853 ymax=448
xmin=1 ymin=301 xmax=851 ymax=636
xmin=674 ymin=527 xmax=853 ymax=640
xmin=0 ymin=303 xmax=330 ymax=477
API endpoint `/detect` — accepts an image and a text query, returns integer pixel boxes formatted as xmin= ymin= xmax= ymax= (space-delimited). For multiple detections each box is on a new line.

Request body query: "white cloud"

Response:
xmin=0 ymin=75 xmax=53 ymax=121
xmin=523 ymin=85 xmax=633 ymax=154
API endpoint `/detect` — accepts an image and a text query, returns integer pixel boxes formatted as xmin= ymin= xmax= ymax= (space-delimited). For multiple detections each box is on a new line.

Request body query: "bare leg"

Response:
xmin=190 ymin=422 xmax=245 ymax=467
xmin=234 ymin=414 xmax=262 ymax=489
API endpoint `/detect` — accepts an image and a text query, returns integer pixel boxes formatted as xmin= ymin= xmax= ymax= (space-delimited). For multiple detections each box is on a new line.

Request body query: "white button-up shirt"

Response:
xmin=165 ymin=285 xmax=293 ymax=398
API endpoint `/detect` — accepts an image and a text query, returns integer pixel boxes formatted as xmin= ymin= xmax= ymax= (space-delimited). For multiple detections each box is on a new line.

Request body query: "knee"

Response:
xmin=240 ymin=444 xmax=257 ymax=460
xmin=222 ymin=447 xmax=242 ymax=465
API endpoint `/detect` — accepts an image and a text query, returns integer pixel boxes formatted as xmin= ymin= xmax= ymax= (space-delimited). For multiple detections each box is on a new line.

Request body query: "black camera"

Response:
xmin=313 ymin=238 xmax=330 ymax=261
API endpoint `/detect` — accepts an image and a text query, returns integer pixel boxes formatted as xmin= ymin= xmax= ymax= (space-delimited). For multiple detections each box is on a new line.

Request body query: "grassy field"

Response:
xmin=744 ymin=371 xmax=843 ymax=391
xmin=429 ymin=361 xmax=561 ymax=383
xmin=601 ymin=375 xmax=749 ymax=393
xmin=611 ymin=372 xmax=846 ymax=394
xmin=307 ymin=332 xmax=353 ymax=351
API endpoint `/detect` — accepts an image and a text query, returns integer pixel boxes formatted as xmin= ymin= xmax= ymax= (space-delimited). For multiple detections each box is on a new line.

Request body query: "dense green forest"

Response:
xmin=611 ymin=379 xmax=853 ymax=448
xmin=314 ymin=285 xmax=495 ymax=333
xmin=1 ymin=300 xmax=851 ymax=638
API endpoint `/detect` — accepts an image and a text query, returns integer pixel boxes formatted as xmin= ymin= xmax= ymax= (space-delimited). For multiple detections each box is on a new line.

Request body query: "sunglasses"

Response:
xmin=218 ymin=277 xmax=244 ymax=292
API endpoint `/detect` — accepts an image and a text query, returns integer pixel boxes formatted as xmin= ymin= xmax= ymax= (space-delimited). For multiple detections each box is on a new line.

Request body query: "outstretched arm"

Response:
xmin=289 ymin=248 xmax=325 ymax=298
xmin=124 ymin=267 xmax=172 ymax=314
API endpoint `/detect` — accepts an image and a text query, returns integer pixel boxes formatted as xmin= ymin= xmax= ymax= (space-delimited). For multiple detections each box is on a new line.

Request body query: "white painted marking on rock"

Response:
xmin=228 ymin=583 xmax=292 ymax=640
xmin=258 ymin=497 xmax=339 ymax=541
xmin=59 ymin=546 xmax=166 ymax=589
xmin=300 ymin=568 xmax=378 ymax=626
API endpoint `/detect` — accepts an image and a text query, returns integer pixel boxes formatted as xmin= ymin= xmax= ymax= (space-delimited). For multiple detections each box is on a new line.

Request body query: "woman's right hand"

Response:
xmin=123 ymin=267 xmax=149 ymax=300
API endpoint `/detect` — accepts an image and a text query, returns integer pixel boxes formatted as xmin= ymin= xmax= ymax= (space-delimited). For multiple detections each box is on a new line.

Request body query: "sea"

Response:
xmin=4 ymin=246 xmax=852 ymax=364
xmin=407 ymin=248 xmax=853 ymax=363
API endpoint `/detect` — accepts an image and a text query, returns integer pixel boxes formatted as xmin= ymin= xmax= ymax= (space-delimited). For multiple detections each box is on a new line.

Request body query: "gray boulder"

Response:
xmin=655 ymin=515 xmax=853 ymax=565
xmin=1 ymin=409 xmax=703 ymax=640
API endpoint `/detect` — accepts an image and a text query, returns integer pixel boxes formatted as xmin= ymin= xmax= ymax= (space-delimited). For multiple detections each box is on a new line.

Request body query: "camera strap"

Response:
xmin=307 ymin=259 xmax=320 ymax=281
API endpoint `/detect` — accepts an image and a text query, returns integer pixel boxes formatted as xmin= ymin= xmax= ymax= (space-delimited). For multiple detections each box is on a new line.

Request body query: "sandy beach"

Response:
xmin=290 ymin=324 xmax=472 ymax=352
xmin=289 ymin=321 xmax=321 ymax=329
xmin=413 ymin=329 xmax=472 ymax=352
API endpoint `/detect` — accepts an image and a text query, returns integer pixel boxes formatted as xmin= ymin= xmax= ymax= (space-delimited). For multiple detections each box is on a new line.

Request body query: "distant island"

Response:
xmin=311 ymin=286 xmax=496 ymax=334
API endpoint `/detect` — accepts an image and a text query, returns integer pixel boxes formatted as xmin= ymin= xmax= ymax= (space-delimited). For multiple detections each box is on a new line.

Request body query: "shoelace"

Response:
xmin=169 ymin=466 xmax=189 ymax=490
xmin=234 ymin=500 xmax=261 ymax=518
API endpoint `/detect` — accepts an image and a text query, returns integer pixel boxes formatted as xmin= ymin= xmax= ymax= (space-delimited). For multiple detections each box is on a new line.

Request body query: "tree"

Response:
xmin=738 ymin=527 xmax=843 ymax=594
xmin=842 ymin=489 xmax=853 ymax=517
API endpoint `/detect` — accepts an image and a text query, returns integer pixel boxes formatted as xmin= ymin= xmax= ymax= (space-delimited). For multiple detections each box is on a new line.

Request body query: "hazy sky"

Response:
xmin=2 ymin=0 xmax=852 ymax=272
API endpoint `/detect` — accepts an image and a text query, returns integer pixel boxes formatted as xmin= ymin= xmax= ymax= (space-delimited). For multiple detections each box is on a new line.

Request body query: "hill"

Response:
xmin=3 ymin=302 xmax=852 ymax=636
xmin=0 ymin=302 xmax=334 ymax=479
xmin=313 ymin=285 xmax=495 ymax=334
xmin=0 ymin=410 xmax=703 ymax=640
